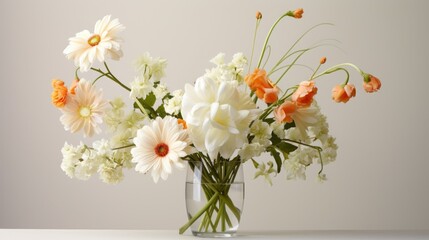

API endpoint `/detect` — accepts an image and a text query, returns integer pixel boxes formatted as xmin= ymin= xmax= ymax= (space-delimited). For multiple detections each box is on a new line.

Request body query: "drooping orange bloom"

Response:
xmin=274 ymin=100 xmax=297 ymax=123
xmin=263 ymin=87 xmax=279 ymax=104
xmin=51 ymin=79 xmax=68 ymax=107
xmin=69 ymin=79 xmax=80 ymax=95
xmin=332 ymin=84 xmax=356 ymax=103
xmin=177 ymin=118 xmax=187 ymax=129
xmin=293 ymin=8 xmax=304 ymax=19
xmin=291 ymin=80 xmax=318 ymax=107
xmin=245 ymin=68 xmax=279 ymax=104
xmin=363 ymin=75 xmax=381 ymax=93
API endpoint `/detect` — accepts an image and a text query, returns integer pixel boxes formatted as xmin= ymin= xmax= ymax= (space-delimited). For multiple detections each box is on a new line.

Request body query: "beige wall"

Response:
xmin=1 ymin=0 xmax=428 ymax=230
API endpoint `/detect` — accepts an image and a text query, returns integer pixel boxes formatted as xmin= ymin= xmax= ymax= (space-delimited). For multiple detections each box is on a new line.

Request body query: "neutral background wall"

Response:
xmin=1 ymin=0 xmax=429 ymax=231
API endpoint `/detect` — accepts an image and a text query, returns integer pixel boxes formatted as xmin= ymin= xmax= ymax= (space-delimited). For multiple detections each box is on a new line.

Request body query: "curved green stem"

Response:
xmin=75 ymin=67 xmax=80 ymax=80
xmin=248 ymin=19 xmax=261 ymax=73
xmin=269 ymin=23 xmax=334 ymax=75
xmin=257 ymin=12 xmax=290 ymax=68
xmin=311 ymin=63 xmax=364 ymax=80
xmin=90 ymin=62 xmax=131 ymax=92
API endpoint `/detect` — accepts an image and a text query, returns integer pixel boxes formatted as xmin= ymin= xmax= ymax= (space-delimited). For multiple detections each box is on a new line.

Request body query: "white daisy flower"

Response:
xmin=60 ymin=79 xmax=108 ymax=137
xmin=63 ymin=15 xmax=125 ymax=72
xmin=131 ymin=116 xmax=191 ymax=183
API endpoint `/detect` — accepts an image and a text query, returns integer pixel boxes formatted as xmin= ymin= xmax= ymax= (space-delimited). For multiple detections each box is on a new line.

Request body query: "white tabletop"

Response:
xmin=0 ymin=229 xmax=428 ymax=240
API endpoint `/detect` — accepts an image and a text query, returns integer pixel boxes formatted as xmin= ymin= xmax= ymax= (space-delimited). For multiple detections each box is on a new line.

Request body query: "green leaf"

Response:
xmin=270 ymin=133 xmax=281 ymax=145
xmin=144 ymin=92 xmax=156 ymax=107
xmin=156 ymin=104 xmax=167 ymax=118
xmin=264 ymin=118 xmax=276 ymax=124
xmin=268 ymin=147 xmax=282 ymax=173
xmin=284 ymin=121 xmax=296 ymax=130
xmin=276 ymin=141 xmax=298 ymax=155
xmin=251 ymin=159 xmax=259 ymax=168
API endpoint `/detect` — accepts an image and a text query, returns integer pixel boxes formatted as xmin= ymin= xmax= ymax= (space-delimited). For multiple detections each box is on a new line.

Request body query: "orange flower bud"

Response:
xmin=320 ymin=57 xmax=327 ymax=64
xmin=178 ymin=119 xmax=187 ymax=129
xmin=256 ymin=11 xmax=262 ymax=20
xmin=245 ymin=68 xmax=279 ymax=104
xmin=51 ymin=79 xmax=68 ymax=107
xmin=291 ymin=81 xmax=318 ymax=107
xmin=293 ymin=8 xmax=304 ymax=19
xmin=274 ymin=100 xmax=297 ymax=123
xmin=331 ymin=84 xmax=356 ymax=103
xmin=363 ymin=74 xmax=381 ymax=93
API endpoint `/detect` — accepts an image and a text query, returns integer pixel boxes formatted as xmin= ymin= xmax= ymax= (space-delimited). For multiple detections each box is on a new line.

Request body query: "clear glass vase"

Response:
xmin=183 ymin=160 xmax=244 ymax=238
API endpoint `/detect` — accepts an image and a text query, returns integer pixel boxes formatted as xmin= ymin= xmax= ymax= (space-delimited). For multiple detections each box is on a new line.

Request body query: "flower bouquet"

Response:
xmin=51 ymin=9 xmax=381 ymax=237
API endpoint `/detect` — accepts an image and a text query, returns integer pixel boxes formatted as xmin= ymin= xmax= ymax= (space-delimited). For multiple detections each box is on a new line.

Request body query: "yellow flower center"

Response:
xmin=79 ymin=106 xmax=91 ymax=118
xmin=88 ymin=34 xmax=101 ymax=47
xmin=154 ymin=143 xmax=169 ymax=157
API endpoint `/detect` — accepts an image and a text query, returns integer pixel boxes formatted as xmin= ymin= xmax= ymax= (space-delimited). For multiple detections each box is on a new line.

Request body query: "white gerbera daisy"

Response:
xmin=60 ymin=79 xmax=108 ymax=137
xmin=131 ymin=116 xmax=191 ymax=183
xmin=63 ymin=15 xmax=125 ymax=72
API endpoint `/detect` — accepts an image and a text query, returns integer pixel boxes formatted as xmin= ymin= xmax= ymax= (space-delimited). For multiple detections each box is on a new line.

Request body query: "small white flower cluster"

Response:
xmin=283 ymin=102 xmax=338 ymax=181
xmin=204 ymin=53 xmax=248 ymax=83
xmin=130 ymin=52 xmax=168 ymax=100
xmin=238 ymin=120 xmax=272 ymax=161
xmin=238 ymin=120 xmax=277 ymax=185
xmin=135 ymin=52 xmax=167 ymax=82
xmin=61 ymin=98 xmax=146 ymax=184
xmin=254 ymin=161 xmax=276 ymax=186
xmin=61 ymin=140 xmax=127 ymax=184
xmin=164 ymin=89 xmax=184 ymax=115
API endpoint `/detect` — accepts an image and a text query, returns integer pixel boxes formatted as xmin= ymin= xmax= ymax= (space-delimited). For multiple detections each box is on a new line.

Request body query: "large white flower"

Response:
xmin=131 ymin=116 xmax=191 ymax=183
xmin=63 ymin=15 xmax=125 ymax=72
xmin=60 ymin=79 xmax=108 ymax=137
xmin=181 ymin=77 xmax=259 ymax=159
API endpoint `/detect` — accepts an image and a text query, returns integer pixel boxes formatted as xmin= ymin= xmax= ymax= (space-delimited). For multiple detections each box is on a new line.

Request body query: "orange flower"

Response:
xmin=51 ymin=79 xmax=68 ymax=107
xmin=291 ymin=81 xmax=318 ymax=107
xmin=177 ymin=118 xmax=187 ymax=129
xmin=245 ymin=68 xmax=279 ymax=104
xmin=293 ymin=8 xmax=304 ymax=19
xmin=256 ymin=11 xmax=262 ymax=20
xmin=320 ymin=57 xmax=327 ymax=64
xmin=363 ymin=74 xmax=381 ymax=93
xmin=274 ymin=100 xmax=297 ymax=123
xmin=263 ymin=87 xmax=279 ymax=104
xmin=69 ymin=79 xmax=80 ymax=95
xmin=332 ymin=84 xmax=356 ymax=103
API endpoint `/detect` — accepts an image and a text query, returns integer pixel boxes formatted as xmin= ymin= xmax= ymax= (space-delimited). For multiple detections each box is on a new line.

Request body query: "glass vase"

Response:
xmin=183 ymin=159 xmax=244 ymax=238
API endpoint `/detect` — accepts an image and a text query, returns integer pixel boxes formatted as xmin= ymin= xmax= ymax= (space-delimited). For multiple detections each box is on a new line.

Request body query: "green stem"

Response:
xmin=283 ymin=139 xmax=322 ymax=152
xmin=179 ymin=192 xmax=220 ymax=234
xmin=112 ymin=144 xmax=135 ymax=151
xmin=269 ymin=23 xmax=333 ymax=74
xmin=310 ymin=63 xmax=322 ymax=80
xmin=311 ymin=63 xmax=363 ymax=80
xmin=248 ymin=19 xmax=261 ymax=73
xmin=90 ymin=62 xmax=131 ymax=92
xmin=257 ymin=12 xmax=290 ymax=68
xmin=75 ymin=67 xmax=80 ymax=80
